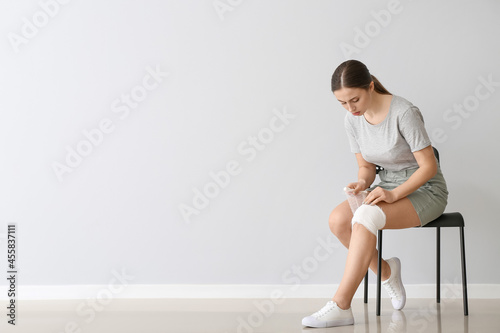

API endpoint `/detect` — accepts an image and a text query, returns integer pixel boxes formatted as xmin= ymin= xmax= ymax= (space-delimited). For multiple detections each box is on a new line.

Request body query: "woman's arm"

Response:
xmin=346 ymin=153 xmax=377 ymax=194
xmin=391 ymin=145 xmax=437 ymax=200
xmin=364 ymin=145 xmax=438 ymax=205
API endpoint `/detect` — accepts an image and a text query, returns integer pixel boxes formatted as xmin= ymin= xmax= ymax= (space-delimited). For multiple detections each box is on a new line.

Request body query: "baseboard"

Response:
xmin=2 ymin=284 xmax=499 ymax=300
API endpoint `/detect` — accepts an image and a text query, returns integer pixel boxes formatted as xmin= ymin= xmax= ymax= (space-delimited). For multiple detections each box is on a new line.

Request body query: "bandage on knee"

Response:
xmin=351 ymin=204 xmax=386 ymax=236
xmin=344 ymin=187 xmax=368 ymax=215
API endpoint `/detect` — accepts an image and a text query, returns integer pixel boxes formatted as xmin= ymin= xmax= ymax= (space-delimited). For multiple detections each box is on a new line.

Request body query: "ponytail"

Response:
xmin=371 ymin=75 xmax=391 ymax=95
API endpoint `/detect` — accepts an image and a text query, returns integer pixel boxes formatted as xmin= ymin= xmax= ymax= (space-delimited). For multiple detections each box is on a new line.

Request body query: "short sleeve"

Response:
xmin=399 ymin=107 xmax=432 ymax=152
xmin=344 ymin=114 xmax=361 ymax=153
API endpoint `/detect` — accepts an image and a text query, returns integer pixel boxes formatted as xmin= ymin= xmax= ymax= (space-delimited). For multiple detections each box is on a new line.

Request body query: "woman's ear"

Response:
xmin=369 ymin=81 xmax=375 ymax=92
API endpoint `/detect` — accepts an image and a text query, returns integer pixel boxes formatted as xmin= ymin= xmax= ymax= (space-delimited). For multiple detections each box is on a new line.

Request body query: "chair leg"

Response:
xmin=376 ymin=230 xmax=383 ymax=316
xmin=460 ymin=226 xmax=469 ymax=316
xmin=437 ymin=227 xmax=441 ymax=303
xmin=364 ymin=271 xmax=369 ymax=303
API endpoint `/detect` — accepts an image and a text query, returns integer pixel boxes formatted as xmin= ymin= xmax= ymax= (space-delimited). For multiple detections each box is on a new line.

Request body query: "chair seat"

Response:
xmin=421 ymin=212 xmax=464 ymax=228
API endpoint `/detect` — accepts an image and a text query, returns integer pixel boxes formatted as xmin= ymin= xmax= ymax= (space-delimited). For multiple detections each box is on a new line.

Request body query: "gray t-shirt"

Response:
xmin=344 ymin=95 xmax=432 ymax=171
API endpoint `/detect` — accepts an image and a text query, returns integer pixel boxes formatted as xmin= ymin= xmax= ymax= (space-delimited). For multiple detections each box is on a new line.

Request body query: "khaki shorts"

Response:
xmin=368 ymin=166 xmax=449 ymax=226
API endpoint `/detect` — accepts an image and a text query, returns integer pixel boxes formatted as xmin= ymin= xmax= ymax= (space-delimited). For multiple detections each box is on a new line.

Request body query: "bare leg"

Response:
xmin=333 ymin=223 xmax=376 ymax=309
xmin=329 ymin=200 xmax=391 ymax=279
xmin=331 ymin=198 xmax=420 ymax=310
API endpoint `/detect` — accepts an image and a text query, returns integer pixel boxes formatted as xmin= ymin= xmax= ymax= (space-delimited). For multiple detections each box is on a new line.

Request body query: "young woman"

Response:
xmin=302 ymin=60 xmax=448 ymax=328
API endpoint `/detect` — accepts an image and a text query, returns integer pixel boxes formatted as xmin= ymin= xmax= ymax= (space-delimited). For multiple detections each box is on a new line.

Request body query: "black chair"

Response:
xmin=362 ymin=147 xmax=468 ymax=316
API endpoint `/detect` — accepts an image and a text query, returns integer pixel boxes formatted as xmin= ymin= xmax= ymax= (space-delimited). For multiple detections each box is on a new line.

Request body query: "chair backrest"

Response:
xmin=376 ymin=147 xmax=440 ymax=174
xmin=433 ymin=147 xmax=440 ymax=163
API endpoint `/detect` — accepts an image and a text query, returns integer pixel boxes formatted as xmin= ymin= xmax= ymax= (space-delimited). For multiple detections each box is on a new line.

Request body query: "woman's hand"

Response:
xmin=346 ymin=179 xmax=367 ymax=195
xmin=363 ymin=187 xmax=398 ymax=205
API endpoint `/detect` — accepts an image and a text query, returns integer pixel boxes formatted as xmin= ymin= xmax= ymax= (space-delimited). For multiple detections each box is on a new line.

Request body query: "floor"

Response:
xmin=1 ymin=298 xmax=499 ymax=332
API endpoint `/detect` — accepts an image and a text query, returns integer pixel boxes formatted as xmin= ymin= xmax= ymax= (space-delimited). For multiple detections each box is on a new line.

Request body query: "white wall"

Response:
xmin=0 ymin=0 xmax=499 ymax=292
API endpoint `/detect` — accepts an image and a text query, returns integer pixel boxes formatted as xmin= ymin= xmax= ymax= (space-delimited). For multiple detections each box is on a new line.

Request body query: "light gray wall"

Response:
xmin=1 ymin=0 xmax=499 ymax=288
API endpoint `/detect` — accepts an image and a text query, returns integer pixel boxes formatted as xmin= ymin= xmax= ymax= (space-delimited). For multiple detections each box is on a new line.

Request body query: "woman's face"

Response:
xmin=333 ymin=82 xmax=374 ymax=117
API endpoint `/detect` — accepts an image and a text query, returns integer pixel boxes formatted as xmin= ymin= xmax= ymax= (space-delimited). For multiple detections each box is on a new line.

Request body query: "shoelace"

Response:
xmin=313 ymin=302 xmax=335 ymax=318
xmin=384 ymin=277 xmax=401 ymax=300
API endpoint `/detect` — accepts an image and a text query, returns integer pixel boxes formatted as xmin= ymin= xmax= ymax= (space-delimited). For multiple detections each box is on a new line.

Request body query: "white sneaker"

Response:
xmin=382 ymin=257 xmax=406 ymax=310
xmin=302 ymin=301 xmax=354 ymax=328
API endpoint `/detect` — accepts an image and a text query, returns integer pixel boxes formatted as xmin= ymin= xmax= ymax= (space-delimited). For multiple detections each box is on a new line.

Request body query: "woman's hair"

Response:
xmin=331 ymin=60 xmax=391 ymax=95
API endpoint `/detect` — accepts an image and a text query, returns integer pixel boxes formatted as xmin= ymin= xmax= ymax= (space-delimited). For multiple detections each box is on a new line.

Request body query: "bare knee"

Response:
xmin=328 ymin=204 xmax=353 ymax=242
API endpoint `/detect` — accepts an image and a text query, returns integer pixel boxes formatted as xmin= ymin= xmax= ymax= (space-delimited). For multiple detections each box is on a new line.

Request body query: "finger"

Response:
xmin=363 ymin=194 xmax=372 ymax=205
xmin=369 ymin=191 xmax=383 ymax=205
xmin=371 ymin=193 xmax=387 ymax=205
xmin=354 ymin=186 xmax=364 ymax=195
xmin=344 ymin=187 xmax=355 ymax=196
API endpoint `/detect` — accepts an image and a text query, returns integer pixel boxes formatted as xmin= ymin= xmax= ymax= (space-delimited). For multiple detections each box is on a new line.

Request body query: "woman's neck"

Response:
xmin=365 ymin=92 xmax=392 ymax=119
